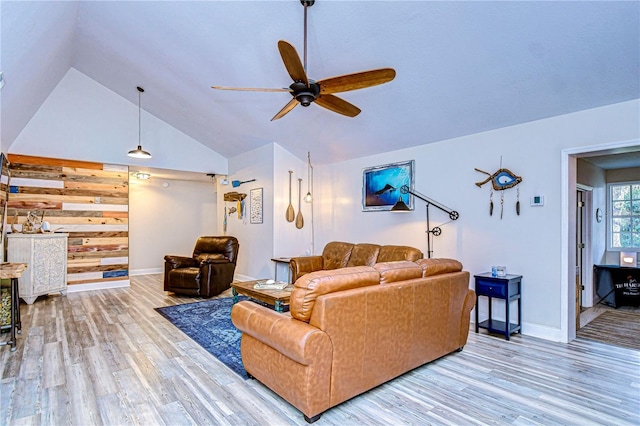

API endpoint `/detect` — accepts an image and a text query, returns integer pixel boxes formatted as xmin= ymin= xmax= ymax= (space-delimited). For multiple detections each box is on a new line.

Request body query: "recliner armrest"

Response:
xmin=199 ymin=258 xmax=230 ymax=265
xmin=290 ymin=255 xmax=324 ymax=283
xmin=164 ymin=255 xmax=198 ymax=269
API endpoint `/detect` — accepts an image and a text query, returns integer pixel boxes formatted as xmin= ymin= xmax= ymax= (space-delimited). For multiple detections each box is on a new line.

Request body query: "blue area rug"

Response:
xmin=155 ymin=297 xmax=248 ymax=379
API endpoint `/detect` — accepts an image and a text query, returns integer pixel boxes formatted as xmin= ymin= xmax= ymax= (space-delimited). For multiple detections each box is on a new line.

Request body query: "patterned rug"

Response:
xmin=155 ymin=297 xmax=248 ymax=378
xmin=577 ymin=310 xmax=640 ymax=350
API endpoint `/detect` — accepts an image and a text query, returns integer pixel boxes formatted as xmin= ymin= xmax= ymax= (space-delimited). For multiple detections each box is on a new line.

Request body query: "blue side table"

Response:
xmin=474 ymin=272 xmax=522 ymax=341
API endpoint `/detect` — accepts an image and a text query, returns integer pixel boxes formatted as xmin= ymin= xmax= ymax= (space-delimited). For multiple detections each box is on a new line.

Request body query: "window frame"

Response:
xmin=607 ymin=180 xmax=640 ymax=251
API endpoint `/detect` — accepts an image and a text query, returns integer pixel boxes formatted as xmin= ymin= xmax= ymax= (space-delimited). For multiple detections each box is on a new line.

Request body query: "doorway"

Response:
xmin=562 ymin=140 xmax=640 ymax=342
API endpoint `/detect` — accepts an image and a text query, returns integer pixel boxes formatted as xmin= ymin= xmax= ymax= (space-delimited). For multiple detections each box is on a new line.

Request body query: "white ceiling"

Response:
xmin=1 ymin=1 xmax=639 ymax=165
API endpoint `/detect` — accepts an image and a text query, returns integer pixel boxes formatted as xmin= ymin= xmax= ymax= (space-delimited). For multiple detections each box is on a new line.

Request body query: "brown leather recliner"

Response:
xmin=164 ymin=236 xmax=239 ymax=298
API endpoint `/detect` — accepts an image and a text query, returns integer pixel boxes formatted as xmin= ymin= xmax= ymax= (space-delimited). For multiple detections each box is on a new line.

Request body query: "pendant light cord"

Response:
xmin=138 ymin=89 xmax=141 ymax=147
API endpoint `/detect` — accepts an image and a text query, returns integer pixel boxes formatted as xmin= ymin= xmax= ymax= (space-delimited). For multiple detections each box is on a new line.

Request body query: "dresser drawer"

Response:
xmin=475 ymin=279 xmax=507 ymax=298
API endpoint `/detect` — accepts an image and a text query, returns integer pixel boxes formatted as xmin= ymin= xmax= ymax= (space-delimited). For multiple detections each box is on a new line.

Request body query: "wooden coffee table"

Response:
xmin=231 ymin=280 xmax=294 ymax=313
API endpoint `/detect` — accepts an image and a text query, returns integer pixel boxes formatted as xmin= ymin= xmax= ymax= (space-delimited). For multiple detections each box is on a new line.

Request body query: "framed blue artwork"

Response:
xmin=362 ymin=160 xmax=414 ymax=211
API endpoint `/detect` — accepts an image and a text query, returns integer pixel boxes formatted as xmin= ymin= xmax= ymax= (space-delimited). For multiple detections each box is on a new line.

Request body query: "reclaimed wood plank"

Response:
xmin=62 ymin=166 xmax=128 ymax=180
xmin=9 ymin=193 xmax=128 ymax=204
xmin=68 ymin=264 xmax=128 ymax=274
xmin=68 ymin=250 xmax=129 ymax=259
xmin=10 ymin=187 xmax=128 ymax=198
xmin=7 ymin=154 xmax=102 ymax=169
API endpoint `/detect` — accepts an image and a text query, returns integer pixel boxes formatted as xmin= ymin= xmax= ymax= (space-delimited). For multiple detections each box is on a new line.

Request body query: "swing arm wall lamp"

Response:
xmin=390 ymin=185 xmax=459 ymax=258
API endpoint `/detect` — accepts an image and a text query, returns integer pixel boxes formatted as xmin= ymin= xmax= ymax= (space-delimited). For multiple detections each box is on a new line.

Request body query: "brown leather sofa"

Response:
xmin=289 ymin=241 xmax=423 ymax=283
xmin=164 ymin=236 xmax=239 ymax=298
xmin=231 ymin=258 xmax=475 ymax=423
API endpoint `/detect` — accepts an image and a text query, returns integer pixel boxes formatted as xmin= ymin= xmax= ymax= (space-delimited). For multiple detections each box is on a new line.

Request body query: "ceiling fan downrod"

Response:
xmin=301 ymin=0 xmax=315 ymax=73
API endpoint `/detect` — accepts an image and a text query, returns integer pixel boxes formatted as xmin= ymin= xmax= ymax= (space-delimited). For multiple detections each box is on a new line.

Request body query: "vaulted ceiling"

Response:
xmin=2 ymin=1 xmax=638 ymax=165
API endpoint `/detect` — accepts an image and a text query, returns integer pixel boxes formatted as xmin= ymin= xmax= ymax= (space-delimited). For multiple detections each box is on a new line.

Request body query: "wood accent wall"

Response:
xmin=7 ymin=154 xmax=129 ymax=287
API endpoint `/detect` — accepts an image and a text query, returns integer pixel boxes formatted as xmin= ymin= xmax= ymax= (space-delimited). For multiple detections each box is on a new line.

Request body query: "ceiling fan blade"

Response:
xmin=315 ymin=94 xmax=361 ymax=118
xmin=278 ymin=40 xmax=309 ymax=87
xmin=271 ymin=98 xmax=299 ymax=121
xmin=318 ymin=68 xmax=396 ymax=94
xmin=212 ymin=86 xmax=291 ymax=93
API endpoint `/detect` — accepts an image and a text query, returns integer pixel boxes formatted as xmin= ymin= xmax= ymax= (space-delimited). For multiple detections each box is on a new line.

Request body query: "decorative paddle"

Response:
xmin=286 ymin=171 xmax=295 ymax=222
xmin=296 ymin=178 xmax=304 ymax=229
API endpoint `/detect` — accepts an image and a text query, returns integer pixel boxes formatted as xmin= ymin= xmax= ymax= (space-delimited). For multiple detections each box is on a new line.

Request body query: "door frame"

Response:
xmin=576 ymin=184 xmax=594 ymax=309
xmin=561 ymin=138 xmax=639 ymax=342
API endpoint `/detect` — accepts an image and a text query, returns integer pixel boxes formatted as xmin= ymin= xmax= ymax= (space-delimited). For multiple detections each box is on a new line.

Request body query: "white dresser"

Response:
xmin=7 ymin=233 xmax=69 ymax=304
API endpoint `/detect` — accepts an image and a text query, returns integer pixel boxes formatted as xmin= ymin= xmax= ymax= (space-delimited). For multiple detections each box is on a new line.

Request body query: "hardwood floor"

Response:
xmin=2 ymin=274 xmax=639 ymax=425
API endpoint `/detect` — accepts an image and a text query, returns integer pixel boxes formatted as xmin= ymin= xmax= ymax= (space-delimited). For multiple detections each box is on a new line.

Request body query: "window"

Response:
xmin=608 ymin=181 xmax=640 ymax=250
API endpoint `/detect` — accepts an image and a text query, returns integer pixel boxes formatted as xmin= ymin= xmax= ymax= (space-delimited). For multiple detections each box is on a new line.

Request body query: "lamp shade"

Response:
xmin=128 ymin=145 xmax=152 ymax=159
xmin=390 ymin=197 xmax=411 ymax=211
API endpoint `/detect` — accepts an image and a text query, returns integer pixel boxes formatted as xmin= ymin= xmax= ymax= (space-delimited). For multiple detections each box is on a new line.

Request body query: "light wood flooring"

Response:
xmin=1 ymin=274 xmax=639 ymax=425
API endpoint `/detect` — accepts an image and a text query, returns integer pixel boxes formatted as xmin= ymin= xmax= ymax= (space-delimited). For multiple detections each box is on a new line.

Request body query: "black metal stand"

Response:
xmin=394 ymin=185 xmax=459 ymax=259
xmin=1 ymin=278 xmax=22 ymax=352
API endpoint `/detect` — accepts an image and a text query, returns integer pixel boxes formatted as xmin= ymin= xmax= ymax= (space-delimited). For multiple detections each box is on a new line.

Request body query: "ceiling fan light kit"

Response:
xmin=128 ymin=86 xmax=152 ymax=159
xmin=212 ymin=0 xmax=395 ymax=121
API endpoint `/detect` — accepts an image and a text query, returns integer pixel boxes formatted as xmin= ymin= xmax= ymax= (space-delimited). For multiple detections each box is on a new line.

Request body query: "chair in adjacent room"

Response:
xmin=164 ymin=236 xmax=239 ymax=298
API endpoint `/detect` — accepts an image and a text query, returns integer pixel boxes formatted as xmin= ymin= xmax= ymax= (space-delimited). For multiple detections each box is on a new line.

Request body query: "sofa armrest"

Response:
xmin=231 ymin=301 xmax=331 ymax=366
xmin=164 ymin=255 xmax=198 ymax=269
xmin=290 ymin=255 xmax=324 ymax=283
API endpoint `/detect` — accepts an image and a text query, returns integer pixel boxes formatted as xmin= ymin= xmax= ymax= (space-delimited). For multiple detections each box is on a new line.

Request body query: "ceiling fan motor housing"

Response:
xmin=291 ymin=81 xmax=320 ymax=107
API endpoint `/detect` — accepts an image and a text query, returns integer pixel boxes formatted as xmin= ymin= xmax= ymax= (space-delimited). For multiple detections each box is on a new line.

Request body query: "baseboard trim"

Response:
xmin=130 ymin=268 xmax=163 ymax=276
xmin=522 ymin=322 xmax=564 ymax=342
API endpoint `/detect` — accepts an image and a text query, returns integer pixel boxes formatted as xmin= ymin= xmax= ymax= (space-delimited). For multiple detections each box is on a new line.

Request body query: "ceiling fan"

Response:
xmin=212 ymin=0 xmax=396 ymax=121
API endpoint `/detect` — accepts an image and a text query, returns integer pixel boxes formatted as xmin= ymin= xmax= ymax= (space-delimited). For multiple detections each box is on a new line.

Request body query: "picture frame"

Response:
xmin=250 ymin=187 xmax=263 ymax=224
xmin=362 ymin=160 xmax=414 ymax=211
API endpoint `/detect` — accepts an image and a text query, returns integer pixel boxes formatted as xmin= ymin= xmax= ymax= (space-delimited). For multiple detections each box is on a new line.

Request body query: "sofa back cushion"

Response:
xmin=416 ymin=258 xmax=463 ymax=277
xmin=377 ymin=245 xmax=423 ymax=263
xmin=347 ymin=243 xmax=381 ymax=267
xmin=290 ymin=266 xmax=380 ymax=322
xmin=322 ymin=241 xmax=354 ymax=270
xmin=374 ymin=261 xmax=423 ymax=284
xmin=193 ymin=236 xmax=239 ymax=264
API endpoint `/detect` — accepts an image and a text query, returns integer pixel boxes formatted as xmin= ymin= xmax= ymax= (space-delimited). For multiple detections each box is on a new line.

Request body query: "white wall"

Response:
xmin=218 ymin=142 xmax=309 ymax=281
xmin=128 ymin=175 xmax=217 ymax=275
xmin=273 ymin=144 xmax=313 ymax=258
xmin=9 ymin=68 xmax=228 ymax=175
xmin=220 ymin=144 xmax=275 ymax=281
xmin=312 ymin=99 xmax=639 ymax=341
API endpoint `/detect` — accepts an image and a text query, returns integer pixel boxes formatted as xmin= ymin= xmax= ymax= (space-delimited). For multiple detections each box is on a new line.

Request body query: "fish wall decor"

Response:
xmin=474 ymin=163 xmax=523 ymax=219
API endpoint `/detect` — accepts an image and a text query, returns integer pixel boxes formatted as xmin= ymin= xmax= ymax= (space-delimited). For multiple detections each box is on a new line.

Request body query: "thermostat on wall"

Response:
xmin=530 ymin=195 xmax=544 ymax=206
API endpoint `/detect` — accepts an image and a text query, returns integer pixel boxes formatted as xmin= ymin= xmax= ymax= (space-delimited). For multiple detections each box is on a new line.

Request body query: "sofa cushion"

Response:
xmin=290 ymin=266 xmax=380 ymax=322
xmin=378 ymin=245 xmax=423 ymax=262
xmin=346 ymin=244 xmax=381 ymax=267
xmin=374 ymin=261 xmax=423 ymax=284
xmin=322 ymin=242 xmax=354 ymax=270
xmin=416 ymin=258 xmax=463 ymax=277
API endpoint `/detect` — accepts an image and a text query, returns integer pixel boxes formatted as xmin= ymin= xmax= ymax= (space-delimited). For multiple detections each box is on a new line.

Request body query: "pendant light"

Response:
xmin=304 ymin=151 xmax=313 ymax=203
xmin=128 ymin=86 xmax=152 ymax=159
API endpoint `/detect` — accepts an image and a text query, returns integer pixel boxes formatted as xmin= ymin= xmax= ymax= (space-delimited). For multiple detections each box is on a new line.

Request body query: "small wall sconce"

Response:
xmin=135 ymin=172 xmax=150 ymax=180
